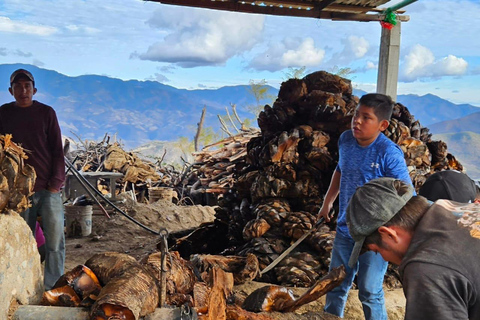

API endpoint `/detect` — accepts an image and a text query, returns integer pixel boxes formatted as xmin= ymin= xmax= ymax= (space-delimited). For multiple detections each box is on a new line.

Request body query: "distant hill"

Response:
xmin=428 ymin=111 xmax=480 ymax=135
xmin=353 ymin=89 xmax=480 ymax=127
xmin=0 ymin=64 xmax=276 ymax=148
xmin=395 ymin=94 xmax=479 ymax=126
xmin=2 ymin=63 xmax=479 ymax=150
xmin=432 ymin=131 xmax=480 ymax=180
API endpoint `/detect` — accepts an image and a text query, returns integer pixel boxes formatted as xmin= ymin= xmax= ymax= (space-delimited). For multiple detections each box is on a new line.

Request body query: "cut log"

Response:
xmin=243 ymin=218 xmax=271 ymax=240
xmin=90 ymin=265 xmax=159 ymax=320
xmin=281 ymin=265 xmax=346 ymax=312
xmin=49 ymin=265 xmax=102 ymax=306
xmin=193 ymin=282 xmax=211 ymax=312
xmin=84 ymin=252 xmax=139 ymax=286
xmin=243 ymin=265 xmax=345 ymax=313
xmin=242 ymin=285 xmax=295 ymax=312
xmin=204 ymin=267 xmax=234 ymax=320
xmin=142 ymin=251 xmax=196 ymax=298
xmin=192 ymin=253 xmax=259 ymax=285
xmin=41 ymin=286 xmax=81 ymax=307
xmin=226 ymin=304 xmax=275 ymax=320
xmin=275 ymin=252 xmax=323 ymax=287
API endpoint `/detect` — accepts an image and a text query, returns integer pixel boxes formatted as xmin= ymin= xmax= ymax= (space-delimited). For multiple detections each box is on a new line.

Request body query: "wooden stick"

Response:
xmin=225 ymin=106 xmax=240 ymax=133
xmin=194 ymin=106 xmax=207 ymax=152
xmin=280 ymin=265 xmax=346 ymax=312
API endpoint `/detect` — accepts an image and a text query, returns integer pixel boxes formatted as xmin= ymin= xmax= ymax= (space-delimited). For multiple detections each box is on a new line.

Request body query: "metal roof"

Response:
xmin=145 ymin=0 xmax=409 ymax=22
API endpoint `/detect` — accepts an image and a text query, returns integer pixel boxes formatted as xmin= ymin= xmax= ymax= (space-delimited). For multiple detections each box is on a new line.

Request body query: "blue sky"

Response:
xmin=1 ymin=0 xmax=479 ymax=105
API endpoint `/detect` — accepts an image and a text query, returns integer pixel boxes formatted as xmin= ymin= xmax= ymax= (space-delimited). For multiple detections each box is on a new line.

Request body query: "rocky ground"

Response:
xmin=63 ymin=196 xmax=406 ymax=319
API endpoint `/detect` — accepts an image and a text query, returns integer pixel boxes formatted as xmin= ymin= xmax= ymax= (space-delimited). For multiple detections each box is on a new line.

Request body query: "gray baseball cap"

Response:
xmin=346 ymin=177 xmax=414 ymax=268
xmin=10 ymin=69 xmax=35 ymax=86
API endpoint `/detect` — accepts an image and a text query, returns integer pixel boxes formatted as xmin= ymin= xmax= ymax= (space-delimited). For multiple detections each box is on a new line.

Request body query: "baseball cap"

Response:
xmin=10 ymin=69 xmax=35 ymax=86
xmin=346 ymin=177 xmax=414 ymax=268
xmin=419 ymin=170 xmax=477 ymax=203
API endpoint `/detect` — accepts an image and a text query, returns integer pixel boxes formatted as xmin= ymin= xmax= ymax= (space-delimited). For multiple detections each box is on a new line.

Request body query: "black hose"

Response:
xmin=66 ymin=160 xmax=111 ymax=219
xmin=65 ymin=155 xmax=79 ymax=175
xmin=64 ymin=157 xmax=160 ymax=235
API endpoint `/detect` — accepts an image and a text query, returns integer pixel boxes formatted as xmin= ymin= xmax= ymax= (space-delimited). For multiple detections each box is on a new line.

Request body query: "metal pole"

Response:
xmin=387 ymin=0 xmax=418 ymax=12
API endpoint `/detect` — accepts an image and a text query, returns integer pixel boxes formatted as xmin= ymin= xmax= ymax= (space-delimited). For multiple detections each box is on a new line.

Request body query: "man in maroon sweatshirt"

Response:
xmin=0 ymin=69 xmax=65 ymax=290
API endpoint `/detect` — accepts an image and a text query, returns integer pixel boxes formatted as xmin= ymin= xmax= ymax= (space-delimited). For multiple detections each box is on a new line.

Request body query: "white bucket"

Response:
xmin=65 ymin=205 xmax=93 ymax=237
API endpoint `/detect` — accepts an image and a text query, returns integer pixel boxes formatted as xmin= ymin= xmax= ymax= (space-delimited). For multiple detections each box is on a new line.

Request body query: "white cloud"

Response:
xmin=158 ymin=65 xmax=177 ymax=74
xmin=14 ymin=49 xmax=32 ymax=57
xmin=33 ymin=59 xmax=45 ymax=67
xmin=137 ymin=7 xmax=264 ymax=67
xmin=401 ymin=1 xmax=480 ymax=57
xmin=66 ymin=25 xmax=79 ymax=32
xmin=282 ymin=38 xmax=325 ymax=67
xmin=353 ymin=81 xmax=376 ymax=93
xmin=400 ymin=44 xmax=468 ymax=82
xmin=0 ymin=16 xmax=57 ymax=36
xmin=65 ymin=25 xmax=100 ymax=34
xmin=348 ymin=36 xmax=369 ymax=58
xmin=354 ymin=60 xmax=378 ymax=74
xmin=153 ymin=73 xmax=169 ymax=83
xmin=366 ymin=61 xmax=377 ymax=70
xmin=325 ymin=35 xmax=371 ymax=67
xmin=249 ymin=37 xmax=325 ymax=72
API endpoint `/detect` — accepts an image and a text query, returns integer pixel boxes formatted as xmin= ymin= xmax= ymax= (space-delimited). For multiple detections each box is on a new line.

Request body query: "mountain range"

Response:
xmin=1 ymin=63 xmax=479 ymax=178
xmin=0 ymin=63 xmax=276 ymax=148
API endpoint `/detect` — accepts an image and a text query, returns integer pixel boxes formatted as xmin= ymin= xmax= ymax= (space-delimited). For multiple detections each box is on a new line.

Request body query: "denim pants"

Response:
xmin=324 ymin=231 xmax=388 ymax=319
xmin=21 ymin=190 xmax=65 ymax=290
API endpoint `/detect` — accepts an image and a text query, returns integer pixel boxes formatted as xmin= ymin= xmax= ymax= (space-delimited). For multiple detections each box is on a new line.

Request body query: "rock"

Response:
xmin=0 ymin=212 xmax=43 ymax=319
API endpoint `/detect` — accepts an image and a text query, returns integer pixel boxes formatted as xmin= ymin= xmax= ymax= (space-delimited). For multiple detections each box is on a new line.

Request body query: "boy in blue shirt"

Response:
xmin=318 ymin=93 xmax=412 ymax=319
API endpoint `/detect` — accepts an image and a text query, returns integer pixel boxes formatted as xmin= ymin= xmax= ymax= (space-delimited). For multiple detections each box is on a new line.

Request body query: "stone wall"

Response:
xmin=0 ymin=212 xmax=43 ymax=319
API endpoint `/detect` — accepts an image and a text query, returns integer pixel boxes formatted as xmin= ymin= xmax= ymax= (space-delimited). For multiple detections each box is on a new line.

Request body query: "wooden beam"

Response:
xmin=256 ymin=1 xmax=374 ymax=13
xmin=148 ymin=0 xmax=409 ymax=22
xmin=316 ymin=0 xmax=340 ymax=11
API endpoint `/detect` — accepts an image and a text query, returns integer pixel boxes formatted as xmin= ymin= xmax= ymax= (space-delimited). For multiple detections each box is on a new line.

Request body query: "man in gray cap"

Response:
xmin=347 ymin=177 xmax=480 ymax=319
xmin=0 ymin=68 xmax=65 ymax=290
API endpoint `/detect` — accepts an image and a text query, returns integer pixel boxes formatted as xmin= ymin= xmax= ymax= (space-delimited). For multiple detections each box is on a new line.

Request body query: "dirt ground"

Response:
xmin=63 ymin=195 xmax=406 ymax=319
xmin=64 ymin=196 xmax=217 ymax=270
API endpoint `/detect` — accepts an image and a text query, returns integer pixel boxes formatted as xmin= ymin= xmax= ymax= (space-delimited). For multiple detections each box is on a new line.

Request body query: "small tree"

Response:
xmin=246 ymin=79 xmax=275 ymax=117
xmin=283 ymin=66 xmax=307 ymax=80
xmin=329 ymin=66 xmax=355 ymax=79
xmin=173 ymin=136 xmax=194 ymax=158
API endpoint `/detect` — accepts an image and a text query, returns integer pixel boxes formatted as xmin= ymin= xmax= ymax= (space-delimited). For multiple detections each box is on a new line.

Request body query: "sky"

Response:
xmin=1 ymin=0 xmax=480 ymax=106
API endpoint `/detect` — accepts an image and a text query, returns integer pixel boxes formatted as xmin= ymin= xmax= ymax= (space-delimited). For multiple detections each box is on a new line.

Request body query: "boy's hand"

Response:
xmin=318 ymin=203 xmax=333 ymax=222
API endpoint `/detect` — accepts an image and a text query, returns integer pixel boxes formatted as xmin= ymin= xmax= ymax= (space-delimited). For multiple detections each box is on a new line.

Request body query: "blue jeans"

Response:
xmin=21 ymin=190 xmax=65 ymax=290
xmin=324 ymin=231 xmax=388 ymax=319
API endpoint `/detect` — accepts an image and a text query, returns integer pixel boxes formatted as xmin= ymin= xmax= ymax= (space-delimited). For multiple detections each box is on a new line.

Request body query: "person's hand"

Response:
xmin=47 ymin=187 xmax=59 ymax=193
xmin=318 ymin=203 xmax=333 ymax=223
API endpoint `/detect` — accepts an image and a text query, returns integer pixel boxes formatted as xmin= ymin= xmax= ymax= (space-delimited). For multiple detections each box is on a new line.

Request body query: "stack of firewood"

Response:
xmin=65 ymin=135 xmax=194 ymax=203
xmin=187 ymin=70 xmax=464 ymax=287
xmin=192 ymin=128 xmax=260 ymax=194
xmin=0 ymin=134 xmax=36 ymax=214
xmin=103 ymin=144 xmax=160 ymax=183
